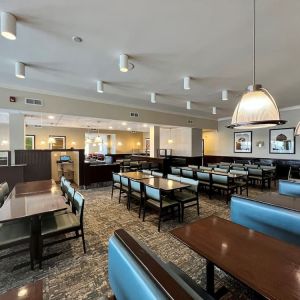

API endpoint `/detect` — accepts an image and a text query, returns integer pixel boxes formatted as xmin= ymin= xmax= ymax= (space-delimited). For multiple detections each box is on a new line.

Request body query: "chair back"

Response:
xmin=212 ymin=174 xmax=228 ymax=185
xmin=73 ymin=191 xmax=85 ymax=224
xmin=167 ymin=174 xmax=181 ymax=182
xmin=232 ymin=166 xmax=245 ymax=171
xmin=130 ymin=161 xmax=139 ymax=167
xmin=123 ymin=160 xmax=131 ymax=167
xmin=152 ymin=171 xmax=163 ymax=178
xmin=120 ymin=176 xmax=129 ymax=187
xmin=171 ymin=167 xmax=181 ymax=176
xmin=231 ymin=163 xmax=244 ymax=168
xmin=230 ymin=169 xmax=248 ymax=176
xmin=141 ymin=162 xmax=150 ymax=169
xmin=196 ymin=171 xmax=210 ymax=182
xmin=207 ymin=163 xmax=218 ymax=169
xmin=112 ymin=172 xmax=121 ymax=183
xmin=188 ymin=165 xmax=198 ymax=169
xmin=145 ymin=185 xmax=160 ymax=202
xmin=248 ymin=168 xmax=262 ymax=176
xmin=62 ymin=179 xmax=71 ymax=194
xmin=180 ymin=177 xmax=199 ymax=193
xmin=181 ymin=169 xmax=194 ymax=179
xmin=214 ymin=167 xmax=228 ymax=173
xmin=142 ymin=169 xmax=152 ymax=175
xmin=219 ymin=162 xmax=231 ymax=166
xmin=0 ymin=188 xmax=5 ymax=207
xmin=130 ymin=179 xmax=142 ymax=193
xmin=66 ymin=185 xmax=75 ymax=204
xmin=0 ymin=182 xmax=9 ymax=198
xmin=245 ymin=164 xmax=258 ymax=169
xmin=199 ymin=166 xmax=212 ymax=171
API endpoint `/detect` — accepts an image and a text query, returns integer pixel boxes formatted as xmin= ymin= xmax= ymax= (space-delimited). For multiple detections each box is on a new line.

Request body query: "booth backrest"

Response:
xmin=108 ymin=229 xmax=213 ymax=300
xmin=278 ymin=180 xmax=300 ymax=197
xmin=231 ymin=195 xmax=300 ymax=246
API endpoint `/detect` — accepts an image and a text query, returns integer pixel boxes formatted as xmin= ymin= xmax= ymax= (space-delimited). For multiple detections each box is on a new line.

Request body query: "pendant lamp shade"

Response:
xmin=1 ymin=12 xmax=16 ymax=40
xmin=228 ymin=85 xmax=286 ymax=129
xmin=295 ymin=122 xmax=300 ymax=136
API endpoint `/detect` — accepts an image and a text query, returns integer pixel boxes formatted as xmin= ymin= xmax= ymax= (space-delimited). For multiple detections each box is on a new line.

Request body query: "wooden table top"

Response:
xmin=170 ymin=216 xmax=300 ymax=300
xmin=141 ymin=177 xmax=190 ymax=191
xmin=118 ymin=172 xmax=153 ymax=180
xmin=254 ymin=192 xmax=300 ymax=212
xmin=0 ymin=180 xmax=67 ymax=223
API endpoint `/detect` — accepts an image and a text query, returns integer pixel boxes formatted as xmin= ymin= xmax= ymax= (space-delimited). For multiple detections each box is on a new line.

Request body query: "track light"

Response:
xmin=97 ymin=80 xmax=104 ymax=93
xmin=186 ymin=101 xmax=191 ymax=110
xmin=15 ymin=62 xmax=25 ymax=79
xmin=184 ymin=77 xmax=191 ymax=90
xmin=222 ymin=90 xmax=228 ymax=101
xmin=150 ymin=92 xmax=156 ymax=103
xmin=119 ymin=54 xmax=129 ymax=72
xmin=212 ymin=107 xmax=217 ymax=115
xmin=1 ymin=12 xmax=16 ymax=40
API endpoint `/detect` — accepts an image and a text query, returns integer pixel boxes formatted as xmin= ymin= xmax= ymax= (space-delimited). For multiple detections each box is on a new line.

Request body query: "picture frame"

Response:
xmin=25 ymin=135 xmax=35 ymax=150
xmin=269 ymin=128 xmax=295 ymax=154
xmin=234 ymin=131 xmax=252 ymax=153
xmin=49 ymin=135 xmax=66 ymax=150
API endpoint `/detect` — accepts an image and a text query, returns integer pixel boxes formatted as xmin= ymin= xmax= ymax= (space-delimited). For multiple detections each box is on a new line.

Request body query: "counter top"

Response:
xmin=0 ymin=164 xmax=27 ymax=168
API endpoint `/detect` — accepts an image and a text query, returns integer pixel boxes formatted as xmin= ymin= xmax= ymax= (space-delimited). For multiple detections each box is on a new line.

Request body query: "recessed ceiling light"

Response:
xmin=150 ymin=93 xmax=156 ymax=104
xmin=48 ymin=115 xmax=55 ymax=119
xmin=186 ymin=101 xmax=191 ymax=110
xmin=97 ymin=80 xmax=104 ymax=93
xmin=15 ymin=62 xmax=25 ymax=79
xmin=122 ymin=122 xmax=127 ymax=126
xmin=72 ymin=36 xmax=82 ymax=43
xmin=184 ymin=77 xmax=191 ymax=90
xmin=1 ymin=12 xmax=16 ymax=40
xmin=212 ymin=106 xmax=217 ymax=115
xmin=221 ymin=90 xmax=228 ymax=101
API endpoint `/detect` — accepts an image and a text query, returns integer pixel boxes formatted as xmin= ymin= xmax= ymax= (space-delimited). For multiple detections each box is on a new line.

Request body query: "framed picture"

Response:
xmin=25 ymin=135 xmax=35 ymax=150
xmin=269 ymin=128 xmax=295 ymax=154
xmin=49 ymin=135 xmax=66 ymax=150
xmin=145 ymin=138 xmax=150 ymax=154
xmin=234 ymin=131 xmax=252 ymax=153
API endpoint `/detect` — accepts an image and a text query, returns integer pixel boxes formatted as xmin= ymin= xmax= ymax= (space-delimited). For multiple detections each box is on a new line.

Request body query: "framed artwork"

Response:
xmin=145 ymin=138 xmax=150 ymax=154
xmin=234 ymin=131 xmax=252 ymax=153
xmin=269 ymin=128 xmax=295 ymax=154
xmin=25 ymin=135 xmax=35 ymax=150
xmin=49 ymin=135 xmax=66 ymax=150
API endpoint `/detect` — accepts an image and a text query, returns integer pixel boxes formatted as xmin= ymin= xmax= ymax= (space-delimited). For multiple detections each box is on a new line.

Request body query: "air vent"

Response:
xmin=25 ymin=98 xmax=43 ymax=106
xmin=187 ymin=119 xmax=193 ymax=124
xmin=130 ymin=112 xmax=139 ymax=118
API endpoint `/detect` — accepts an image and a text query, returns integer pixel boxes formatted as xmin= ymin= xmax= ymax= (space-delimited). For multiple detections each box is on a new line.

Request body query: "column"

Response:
xmin=9 ymin=113 xmax=25 ymax=164
xmin=191 ymin=128 xmax=202 ymax=157
xmin=150 ymin=126 xmax=160 ymax=157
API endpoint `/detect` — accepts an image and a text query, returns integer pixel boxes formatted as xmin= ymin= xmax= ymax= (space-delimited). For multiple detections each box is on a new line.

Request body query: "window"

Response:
xmin=25 ymin=135 xmax=35 ymax=150
xmin=49 ymin=136 xmax=66 ymax=150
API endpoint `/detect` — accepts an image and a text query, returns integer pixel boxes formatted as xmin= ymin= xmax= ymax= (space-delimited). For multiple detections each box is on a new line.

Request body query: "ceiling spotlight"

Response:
xmin=1 ymin=12 xmax=16 ymax=40
xmin=186 ymin=101 xmax=191 ymax=110
xmin=48 ymin=115 xmax=55 ymax=120
xmin=222 ymin=90 xmax=228 ymax=101
xmin=212 ymin=107 xmax=217 ymax=115
xmin=150 ymin=92 xmax=156 ymax=104
xmin=119 ymin=54 xmax=129 ymax=72
xmin=72 ymin=36 xmax=82 ymax=43
xmin=97 ymin=80 xmax=104 ymax=93
xmin=15 ymin=62 xmax=25 ymax=79
xmin=184 ymin=77 xmax=191 ymax=90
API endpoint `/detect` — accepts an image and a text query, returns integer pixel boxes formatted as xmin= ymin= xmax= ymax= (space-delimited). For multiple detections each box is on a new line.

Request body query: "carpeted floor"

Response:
xmin=0 ymin=184 xmax=273 ymax=299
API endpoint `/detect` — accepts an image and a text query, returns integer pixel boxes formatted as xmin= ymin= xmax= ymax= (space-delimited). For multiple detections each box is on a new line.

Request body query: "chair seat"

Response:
xmin=130 ymin=191 xmax=141 ymax=199
xmin=41 ymin=213 xmax=80 ymax=236
xmin=113 ymin=183 xmax=121 ymax=188
xmin=174 ymin=191 xmax=197 ymax=202
xmin=146 ymin=198 xmax=178 ymax=208
xmin=0 ymin=220 xmax=30 ymax=247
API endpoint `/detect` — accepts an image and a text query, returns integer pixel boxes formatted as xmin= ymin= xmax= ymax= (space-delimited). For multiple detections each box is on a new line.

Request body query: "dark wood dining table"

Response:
xmin=118 ymin=171 xmax=153 ymax=180
xmin=170 ymin=216 xmax=300 ymax=300
xmin=140 ymin=177 xmax=190 ymax=191
xmin=0 ymin=180 xmax=67 ymax=261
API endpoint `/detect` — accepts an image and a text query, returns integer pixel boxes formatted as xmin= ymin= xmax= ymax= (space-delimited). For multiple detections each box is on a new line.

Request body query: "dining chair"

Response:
xmin=142 ymin=169 xmax=152 ymax=175
xmin=129 ymin=161 xmax=139 ymax=171
xmin=174 ymin=178 xmax=200 ymax=222
xmin=188 ymin=165 xmax=198 ymax=169
xmin=211 ymin=174 xmax=238 ymax=204
xmin=0 ymin=188 xmax=5 ymax=208
xmin=196 ymin=171 xmax=211 ymax=196
xmin=181 ymin=169 xmax=194 ymax=179
xmin=39 ymin=191 xmax=86 ymax=268
xmin=150 ymin=162 xmax=160 ymax=171
xmin=119 ymin=176 xmax=129 ymax=204
xmin=152 ymin=171 xmax=163 ymax=178
xmin=171 ymin=167 xmax=181 ymax=176
xmin=248 ymin=168 xmax=271 ymax=191
xmin=199 ymin=166 xmax=212 ymax=172
xmin=0 ymin=182 xmax=9 ymax=199
xmin=0 ymin=219 xmax=33 ymax=269
xmin=111 ymin=172 xmax=121 ymax=199
xmin=167 ymin=174 xmax=181 ymax=182
xmin=128 ymin=179 xmax=143 ymax=217
xmin=61 ymin=178 xmax=71 ymax=197
xmin=143 ymin=185 xmax=180 ymax=232
xmin=230 ymin=170 xmax=249 ymax=196
xmin=214 ymin=167 xmax=228 ymax=173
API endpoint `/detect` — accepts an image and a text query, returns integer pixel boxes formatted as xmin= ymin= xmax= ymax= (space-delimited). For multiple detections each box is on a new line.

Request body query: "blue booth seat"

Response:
xmin=231 ymin=195 xmax=300 ymax=246
xmin=108 ymin=229 xmax=214 ymax=300
xmin=278 ymin=179 xmax=300 ymax=197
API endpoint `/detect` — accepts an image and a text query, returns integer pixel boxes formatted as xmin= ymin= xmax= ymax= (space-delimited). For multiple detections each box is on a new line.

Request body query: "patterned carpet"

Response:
xmin=0 ymin=184 xmax=273 ymax=299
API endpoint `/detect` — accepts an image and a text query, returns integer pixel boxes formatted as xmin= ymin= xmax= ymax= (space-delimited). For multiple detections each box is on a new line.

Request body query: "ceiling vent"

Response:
xmin=25 ymin=98 xmax=43 ymax=106
xmin=187 ymin=119 xmax=193 ymax=124
xmin=130 ymin=112 xmax=139 ymax=118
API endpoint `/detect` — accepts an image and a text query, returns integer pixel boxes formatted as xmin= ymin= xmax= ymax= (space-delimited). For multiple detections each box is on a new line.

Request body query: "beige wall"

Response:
xmin=0 ymin=123 xmax=9 ymax=150
xmin=204 ymin=108 xmax=300 ymax=159
xmin=25 ymin=125 xmax=144 ymax=154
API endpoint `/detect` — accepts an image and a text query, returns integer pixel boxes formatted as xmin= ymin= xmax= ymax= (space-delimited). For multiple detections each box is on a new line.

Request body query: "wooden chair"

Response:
xmin=152 ymin=171 xmax=163 ymax=178
xmin=196 ymin=171 xmax=211 ymax=197
xmin=119 ymin=176 xmax=129 ymax=206
xmin=167 ymin=174 xmax=181 ymax=181
xmin=128 ymin=179 xmax=143 ymax=217
xmin=230 ymin=170 xmax=249 ymax=196
xmin=181 ymin=169 xmax=194 ymax=179
xmin=39 ymin=191 xmax=86 ymax=268
xmin=143 ymin=185 xmax=180 ymax=232
xmin=171 ymin=167 xmax=181 ymax=176
xmin=111 ymin=172 xmax=121 ymax=199
xmin=248 ymin=168 xmax=271 ymax=191
xmin=211 ymin=174 xmax=238 ymax=204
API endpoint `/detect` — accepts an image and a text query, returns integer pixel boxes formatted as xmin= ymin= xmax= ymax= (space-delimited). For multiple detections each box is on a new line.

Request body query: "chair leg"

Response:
xmin=196 ymin=198 xmax=200 ymax=216
xmin=29 ymin=240 xmax=34 ymax=270
xmin=81 ymin=228 xmax=87 ymax=254
xmin=181 ymin=205 xmax=184 ymax=222
xmin=111 ymin=186 xmax=114 ymax=199
xmin=138 ymin=198 xmax=143 ymax=218
xmin=38 ymin=238 xmax=43 ymax=269
xmin=158 ymin=210 xmax=161 ymax=232
xmin=142 ymin=205 xmax=146 ymax=221
xmin=119 ymin=189 xmax=122 ymax=203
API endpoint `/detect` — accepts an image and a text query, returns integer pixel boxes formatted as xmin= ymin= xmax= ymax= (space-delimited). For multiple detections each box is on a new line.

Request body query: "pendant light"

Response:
xmin=119 ymin=54 xmax=129 ymax=72
xmin=1 ymin=12 xmax=16 ymax=40
xmin=295 ymin=122 xmax=300 ymax=136
xmin=168 ymin=128 xmax=173 ymax=144
xmin=186 ymin=101 xmax=191 ymax=110
xmin=97 ymin=80 xmax=104 ymax=93
xmin=150 ymin=92 xmax=156 ymax=103
xmin=15 ymin=62 xmax=25 ymax=79
xmin=228 ymin=0 xmax=286 ymax=129
xmin=183 ymin=77 xmax=191 ymax=90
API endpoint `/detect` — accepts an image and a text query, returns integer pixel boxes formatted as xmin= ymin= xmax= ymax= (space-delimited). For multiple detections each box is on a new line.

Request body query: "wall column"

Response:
xmin=150 ymin=126 xmax=160 ymax=157
xmin=191 ymin=128 xmax=202 ymax=157
xmin=9 ymin=113 xmax=25 ymax=164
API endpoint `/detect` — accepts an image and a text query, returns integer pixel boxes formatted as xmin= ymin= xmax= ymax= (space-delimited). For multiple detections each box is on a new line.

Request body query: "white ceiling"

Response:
xmin=0 ymin=0 xmax=300 ymax=119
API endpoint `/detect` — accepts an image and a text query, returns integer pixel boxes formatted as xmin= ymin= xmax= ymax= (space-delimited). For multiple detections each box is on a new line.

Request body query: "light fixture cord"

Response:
xmin=253 ymin=0 xmax=256 ymax=86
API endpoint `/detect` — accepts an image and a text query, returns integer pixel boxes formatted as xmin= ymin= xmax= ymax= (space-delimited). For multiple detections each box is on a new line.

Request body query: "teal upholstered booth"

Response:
xmin=108 ymin=229 xmax=214 ymax=300
xmin=231 ymin=195 xmax=300 ymax=246
xmin=278 ymin=179 xmax=300 ymax=197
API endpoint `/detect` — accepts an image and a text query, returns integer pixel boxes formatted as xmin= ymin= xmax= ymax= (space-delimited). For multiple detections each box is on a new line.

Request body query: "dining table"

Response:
xmin=0 ymin=179 xmax=68 ymax=262
xmin=118 ymin=171 xmax=154 ymax=180
xmin=140 ymin=177 xmax=190 ymax=191
xmin=170 ymin=216 xmax=300 ymax=300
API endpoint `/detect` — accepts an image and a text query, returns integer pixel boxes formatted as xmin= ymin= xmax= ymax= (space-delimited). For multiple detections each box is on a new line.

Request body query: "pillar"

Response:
xmin=150 ymin=126 xmax=160 ymax=157
xmin=9 ymin=113 xmax=25 ymax=164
